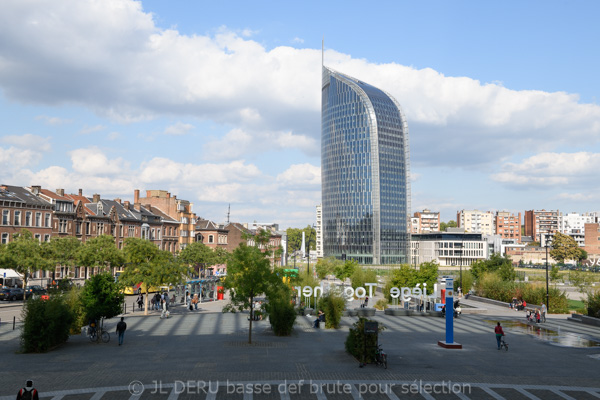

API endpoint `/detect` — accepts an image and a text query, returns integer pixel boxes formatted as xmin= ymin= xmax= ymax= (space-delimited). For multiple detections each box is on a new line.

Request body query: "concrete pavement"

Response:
xmin=1 ymin=297 xmax=600 ymax=399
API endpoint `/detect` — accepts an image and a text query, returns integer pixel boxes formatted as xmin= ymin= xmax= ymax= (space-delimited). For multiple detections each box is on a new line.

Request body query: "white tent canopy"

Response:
xmin=0 ymin=268 xmax=22 ymax=278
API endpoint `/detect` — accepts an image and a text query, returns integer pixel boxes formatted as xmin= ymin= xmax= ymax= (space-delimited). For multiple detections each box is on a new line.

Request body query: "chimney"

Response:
xmin=114 ymin=198 xmax=121 ymax=204
xmin=144 ymin=204 xmax=152 ymax=212
xmin=31 ymin=185 xmax=41 ymax=195
xmin=93 ymin=194 xmax=100 ymax=203
xmin=167 ymin=192 xmax=171 ymax=198
xmin=134 ymin=189 xmax=140 ymax=204
xmin=56 ymin=188 xmax=65 ymax=196
xmin=78 ymin=189 xmax=83 ymax=196
xmin=124 ymin=201 xmax=130 ymax=210
xmin=146 ymin=190 xmax=152 ymax=197
xmin=134 ymin=203 xmax=141 ymax=211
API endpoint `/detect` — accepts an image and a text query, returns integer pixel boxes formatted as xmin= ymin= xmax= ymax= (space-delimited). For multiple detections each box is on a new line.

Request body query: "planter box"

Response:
xmin=384 ymin=308 xmax=410 ymax=316
xmin=428 ymin=311 xmax=442 ymax=317
xmin=343 ymin=309 xmax=358 ymax=317
xmin=355 ymin=307 xmax=376 ymax=317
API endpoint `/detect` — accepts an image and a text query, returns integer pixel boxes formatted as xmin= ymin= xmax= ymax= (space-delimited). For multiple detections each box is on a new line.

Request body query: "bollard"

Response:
xmin=13 ymin=316 xmax=16 ymax=330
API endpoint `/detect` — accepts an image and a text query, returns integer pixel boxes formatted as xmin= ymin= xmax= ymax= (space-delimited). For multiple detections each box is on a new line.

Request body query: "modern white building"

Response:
xmin=558 ymin=212 xmax=598 ymax=247
xmin=411 ymin=229 xmax=488 ymax=267
xmin=457 ymin=210 xmax=495 ymax=236
xmin=316 ymin=204 xmax=323 ymax=258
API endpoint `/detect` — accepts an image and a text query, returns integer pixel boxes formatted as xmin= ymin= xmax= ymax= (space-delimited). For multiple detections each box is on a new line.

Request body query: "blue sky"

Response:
xmin=1 ymin=0 xmax=600 ymax=228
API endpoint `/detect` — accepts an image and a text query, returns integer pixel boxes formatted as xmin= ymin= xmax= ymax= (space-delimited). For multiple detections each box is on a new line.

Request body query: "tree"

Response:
xmin=223 ymin=244 xmax=279 ymax=343
xmin=47 ymin=236 xmax=82 ymax=279
xmin=550 ymin=266 xmax=561 ymax=282
xmin=80 ymin=272 xmax=124 ymax=326
xmin=439 ymin=220 xmax=457 ymax=232
xmin=3 ymin=229 xmax=53 ymax=295
xmin=550 ymin=232 xmax=587 ymax=264
xmin=285 ymin=226 xmax=316 ymax=253
xmin=179 ymin=241 xmax=218 ymax=277
xmin=334 ymin=260 xmax=358 ymax=284
xmin=315 ymin=256 xmax=342 ymax=280
xmin=121 ymin=238 xmax=188 ymax=315
xmin=350 ymin=267 xmax=378 ymax=290
xmin=471 ymin=253 xmax=515 ymax=282
xmin=77 ymin=235 xmax=124 ymax=279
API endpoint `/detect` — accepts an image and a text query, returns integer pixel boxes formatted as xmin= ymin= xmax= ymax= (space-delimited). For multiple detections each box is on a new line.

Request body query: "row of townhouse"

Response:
xmin=1 ymin=185 xmax=284 ymax=285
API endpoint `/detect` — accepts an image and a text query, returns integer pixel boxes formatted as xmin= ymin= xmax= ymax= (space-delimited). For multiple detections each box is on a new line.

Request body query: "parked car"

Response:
xmin=25 ymin=285 xmax=47 ymax=299
xmin=0 ymin=287 xmax=25 ymax=301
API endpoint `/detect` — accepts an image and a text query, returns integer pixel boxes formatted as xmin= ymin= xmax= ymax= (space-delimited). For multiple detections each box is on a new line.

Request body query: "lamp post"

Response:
xmin=545 ymin=234 xmax=551 ymax=308
xmin=306 ymin=225 xmax=316 ymax=278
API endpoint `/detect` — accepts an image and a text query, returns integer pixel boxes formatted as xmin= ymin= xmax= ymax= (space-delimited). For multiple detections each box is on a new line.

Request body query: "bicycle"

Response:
xmin=500 ymin=337 xmax=508 ymax=351
xmin=88 ymin=323 xmax=110 ymax=343
xmin=375 ymin=344 xmax=388 ymax=369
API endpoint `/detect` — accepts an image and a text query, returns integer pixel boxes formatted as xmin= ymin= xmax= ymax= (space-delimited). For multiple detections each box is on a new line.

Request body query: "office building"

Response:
xmin=321 ymin=66 xmax=410 ymax=264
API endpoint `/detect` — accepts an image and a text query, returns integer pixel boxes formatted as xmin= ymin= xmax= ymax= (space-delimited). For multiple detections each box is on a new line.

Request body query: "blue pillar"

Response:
xmin=445 ymin=278 xmax=454 ymax=344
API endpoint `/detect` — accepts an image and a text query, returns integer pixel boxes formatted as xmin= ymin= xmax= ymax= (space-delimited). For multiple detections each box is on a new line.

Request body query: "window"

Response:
xmin=59 ymin=219 xmax=67 ymax=233
xmin=35 ymin=212 xmax=41 ymax=227
xmin=44 ymin=234 xmax=50 ymax=242
xmin=1 ymin=233 xmax=8 ymax=244
xmin=97 ymin=223 xmax=104 ymax=235
xmin=45 ymin=213 xmax=51 ymax=227
xmin=86 ymin=222 xmax=91 ymax=235
xmin=2 ymin=210 xmax=9 ymax=225
xmin=25 ymin=211 xmax=32 ymax=226
xmin=34 ymin=233 xmax=41 ymax=242
xmin=208 ymin=235 xmax=214 ymax=243
xmin=14 ymin=211 xmax=21 ymax=226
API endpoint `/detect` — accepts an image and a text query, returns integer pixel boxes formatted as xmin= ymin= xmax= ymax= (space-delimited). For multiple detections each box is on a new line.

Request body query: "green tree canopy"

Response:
xmin=77 ymin=235 xmax=124 ymax=277
xmin=550 ymin=232 xmax=587 ymax=264
xmin=47 ymin=236 xmax=82 ymax=273
xmin=439 ymin=220 xmax=457 ymax=232
xmin=179 ymin=241 xmax=217 ymax=271
xmin=80 ymin=272 xmax=124 ymax=323
xmin=350 ymin=267 xmax=378 ymax=290
xmin=470 ymin=253 xmax=515 ymax=282
xmin=285 ymin=226 xmax=316 ymax=253
xmin=121 ymin=237 xmax=188 ymax=314
xmin=223 ymin=244 xmax=280 ymax=343
xmin=315 ymin=256 xmax=342 ymax=280
xmin=334 ymin=260 xmax=358 ymax=284
xmin=2 ymin=229 xmax=53 ymax=292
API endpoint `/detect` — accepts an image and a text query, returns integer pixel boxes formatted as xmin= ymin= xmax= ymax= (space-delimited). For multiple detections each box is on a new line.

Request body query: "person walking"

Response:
xmin=16 ymin=380 xmax=39 ymax=400
xmin=137 ymin=293 xmax=143 ymax=310
xmin=192 ymin=293 xmax=199 ymax=310
xmin=541 ymin=303 xmax=547 ymax=323
xmin=494 ymin=322 xmax=505 ymax=350
xmin=116 ymin=317 xmax=127 ymax=346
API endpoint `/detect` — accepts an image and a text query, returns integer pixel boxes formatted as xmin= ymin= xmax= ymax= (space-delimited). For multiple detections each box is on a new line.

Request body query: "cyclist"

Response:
xmin=495 ymin=322 xmax=505 ymax=350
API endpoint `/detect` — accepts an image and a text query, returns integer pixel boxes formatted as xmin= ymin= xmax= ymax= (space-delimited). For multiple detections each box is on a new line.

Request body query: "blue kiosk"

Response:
xmin=438 ymin=277 xmax=462 ymax=349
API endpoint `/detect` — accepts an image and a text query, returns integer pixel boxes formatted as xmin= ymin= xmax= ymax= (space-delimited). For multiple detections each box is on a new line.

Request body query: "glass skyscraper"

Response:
xmin=321 ymin=66 xmax=411 ymax=265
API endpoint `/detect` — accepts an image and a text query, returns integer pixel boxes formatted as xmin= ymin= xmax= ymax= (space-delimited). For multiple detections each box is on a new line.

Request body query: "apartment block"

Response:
xmin=584 ymin=223 xmax=600 ymax=257
xmin=457 ymin=210 xmax=494 ymax=236
xmin=558 ymin=212 xmax=597 ymax=248
xmin=413 ymin=209 xmax=440 ymax=233
xmin=137 ymin=189 xmax=197 ymax=250
xmin=495 ymin=211 xmax=522 ymax=242
xmin=524 ymin=210 xmax=559 ymax=244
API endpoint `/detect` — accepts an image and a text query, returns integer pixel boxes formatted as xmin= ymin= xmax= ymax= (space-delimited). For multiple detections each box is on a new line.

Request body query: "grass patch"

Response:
xmin=568 ymin=299 xmax=585 ymax=310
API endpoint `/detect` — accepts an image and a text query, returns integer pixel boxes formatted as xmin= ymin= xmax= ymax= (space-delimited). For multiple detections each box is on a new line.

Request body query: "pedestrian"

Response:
xmin=116 ymin=317 xmax=127 ymax=346
xmin=363 ymin=296 xmax=369 ymax=308
xmin=16 ymin=379 xmax=39 ymax=400
xmin=494 ymin=322 xmax=505 ymax=350
xmin=137 ymin=293 xmax=143 ymax=310
xmin=186 ymin=291 xmax=192 ymax=311
xmin=154 ymin=293 xmax=161 ymax=310
xmin=192 ymin=294 xmax=199 ymax=310
xmin=161 ymin=298 xmax=170 ymax=318
xmin=541 ymin=303 xmax=547 ymax=323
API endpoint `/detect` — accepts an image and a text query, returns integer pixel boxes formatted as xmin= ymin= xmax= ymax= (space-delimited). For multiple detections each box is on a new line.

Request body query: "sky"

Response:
xmin=1 ymin=0 xmax=600 ymax=229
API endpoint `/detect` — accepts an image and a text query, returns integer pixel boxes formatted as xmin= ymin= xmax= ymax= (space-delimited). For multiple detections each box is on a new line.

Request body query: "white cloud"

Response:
xmin=292 ymin=37 xmax=304 ymax=44
xmin=276 ymin=164 xmax=321 ymax=188
xmin=491 ymin=152 xmax=600 ymax=188
xmin=35 ymin=115 xmax=73 ymax=125
xmin=70 ymin=147 xmax=129 ymax=176
xmin=1 ymin=0 xmax=599 ymax=166
xmin=163 ymin=122 xmax=194 ymax=135
xmin=79 ymin=124 xmax=106 ymax=135
xmin=1 ymin=134 xmax=51 ymax=152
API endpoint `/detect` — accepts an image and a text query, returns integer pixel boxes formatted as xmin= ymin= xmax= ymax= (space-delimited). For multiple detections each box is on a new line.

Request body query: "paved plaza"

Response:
xmin=1 ymin=299 xmax=600 ymax=399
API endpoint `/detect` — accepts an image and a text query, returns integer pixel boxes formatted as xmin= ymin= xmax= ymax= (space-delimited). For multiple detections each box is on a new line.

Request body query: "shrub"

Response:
xmin=64 ymin=286 xmax=86 ymax=334
xmin=345 ymin=317 xmax=385 ymax=363
xmin=350 ymin=268 xmax=378 ymax=291
xmin=587 ymin=290 xmax=600 ymax=318
xmin=266 ymin=286 xmax=296 ymax=336
xmin=374 ymin=298 xmax=389 ymax=310
xmin=21 ymin=296 xmax=74 ymax=353
xmin=317 ymin=289 xmax=346 ymax=329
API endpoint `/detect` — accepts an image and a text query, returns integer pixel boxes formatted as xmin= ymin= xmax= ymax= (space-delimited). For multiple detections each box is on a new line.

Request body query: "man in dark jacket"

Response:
xmin=16 ymin=379 xmax=39 ymax=400
xmin=116 ymin=317 xmax=127 ymax=346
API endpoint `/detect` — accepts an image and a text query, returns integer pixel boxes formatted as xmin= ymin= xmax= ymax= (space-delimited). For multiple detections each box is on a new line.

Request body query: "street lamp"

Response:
xmin=545 ymin=233 xmax=552 ymax=308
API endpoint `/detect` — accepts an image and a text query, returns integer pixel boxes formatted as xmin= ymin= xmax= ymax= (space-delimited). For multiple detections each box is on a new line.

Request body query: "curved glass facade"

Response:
xmin=321 ymin=67 xmax=410 ymax=264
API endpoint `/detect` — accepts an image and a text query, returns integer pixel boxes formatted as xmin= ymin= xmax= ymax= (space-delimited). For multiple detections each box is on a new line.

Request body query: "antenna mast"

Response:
xmin=226 ymin=203 xmax=230 ymax=224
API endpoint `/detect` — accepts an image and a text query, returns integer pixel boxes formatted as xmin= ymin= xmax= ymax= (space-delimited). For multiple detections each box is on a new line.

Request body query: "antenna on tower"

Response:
xmin=226 ymin=203 xmax=230 ymax=224
xmin=322 ymin=36 xmax=324 ymax=66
